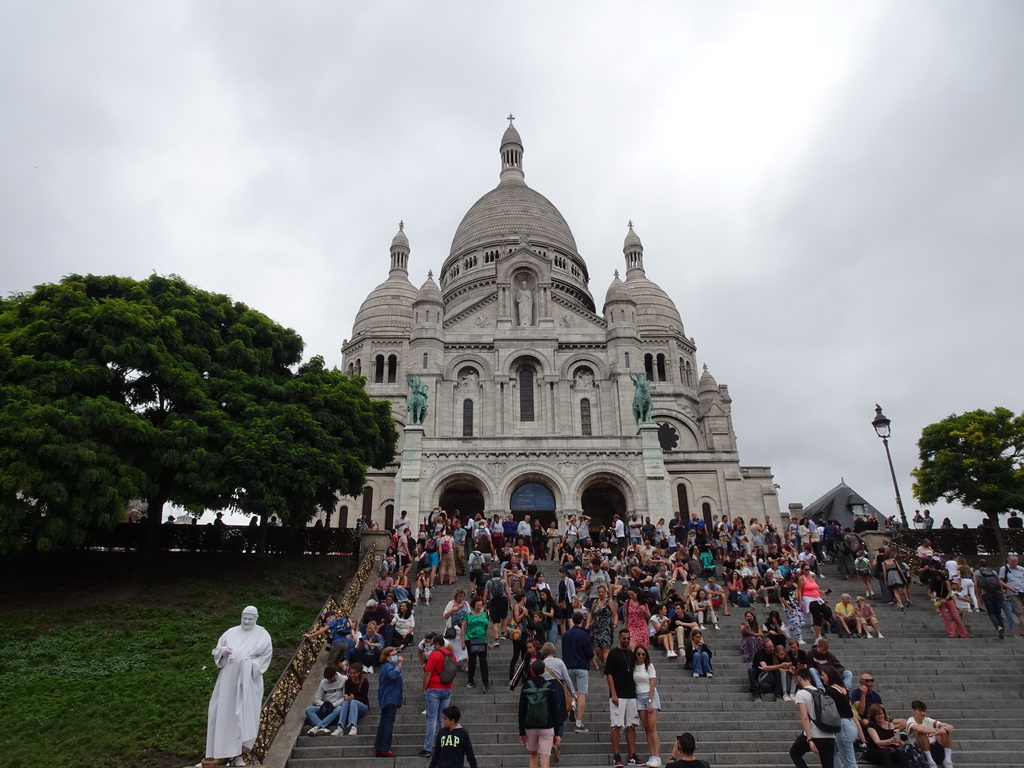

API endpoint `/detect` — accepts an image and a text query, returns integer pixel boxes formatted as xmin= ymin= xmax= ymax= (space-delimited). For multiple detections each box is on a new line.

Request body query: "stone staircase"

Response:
xmin=285 ymin=560 xmax=1024 ymax=767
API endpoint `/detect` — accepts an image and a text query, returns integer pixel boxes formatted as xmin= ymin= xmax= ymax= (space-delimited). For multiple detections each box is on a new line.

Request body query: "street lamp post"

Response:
xmin=872 ymin=404 xmax=908 ymax=529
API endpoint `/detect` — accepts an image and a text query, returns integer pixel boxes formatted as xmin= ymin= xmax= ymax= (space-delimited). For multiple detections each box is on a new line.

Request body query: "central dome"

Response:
xmin=449 ymin=177 xmax=579 ymax=257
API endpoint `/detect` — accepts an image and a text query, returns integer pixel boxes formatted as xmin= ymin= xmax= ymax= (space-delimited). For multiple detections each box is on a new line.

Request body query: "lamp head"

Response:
xmin=872 ymin=404 xmax=891 ymax=439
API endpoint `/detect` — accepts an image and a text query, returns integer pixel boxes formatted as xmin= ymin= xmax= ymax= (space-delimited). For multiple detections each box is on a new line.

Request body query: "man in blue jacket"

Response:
xmin=561 ymin=612 xmax=595 ymax=733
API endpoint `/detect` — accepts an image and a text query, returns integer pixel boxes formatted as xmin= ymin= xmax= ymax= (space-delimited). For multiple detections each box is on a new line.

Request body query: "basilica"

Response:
xmin=333 ymin=120 xmax=780 ymax=533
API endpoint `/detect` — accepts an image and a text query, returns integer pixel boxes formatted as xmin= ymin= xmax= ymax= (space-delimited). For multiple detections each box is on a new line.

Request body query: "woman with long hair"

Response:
xmin=462 ymin=596 xmax=492 ymax=690
xmin=590 ymin=584 xmax=617 ymax=665
xmin=393 ymin=601 xmax=416 ymax=650
xmin=443 ymin=588 xmax=470 ymax=668
xmin=739 ymin=611 xmax=763 ymax=663
xmin=685 ymin=628 xmax=714 ymax=678
xmin=624 ymin=586 xmax=652 ymax=648
xmin=633 ymin=645 xmax=662 ymax=768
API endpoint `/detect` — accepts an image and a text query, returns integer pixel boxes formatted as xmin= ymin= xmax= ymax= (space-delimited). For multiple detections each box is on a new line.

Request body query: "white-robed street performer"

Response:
xmin=200 ymin=606 xmax=273 ymax=766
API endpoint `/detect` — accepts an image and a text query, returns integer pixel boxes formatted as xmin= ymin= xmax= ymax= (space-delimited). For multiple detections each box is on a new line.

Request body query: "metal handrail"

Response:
xmin=249 ymin=543 xmax=378 ymax=763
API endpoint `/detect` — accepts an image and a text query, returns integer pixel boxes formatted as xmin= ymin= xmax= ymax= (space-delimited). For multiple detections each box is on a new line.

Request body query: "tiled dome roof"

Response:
xmin=449 ymin=177 xmax=578 ymax=258
xmin=352 ymin=274 xmax=417 ymax=336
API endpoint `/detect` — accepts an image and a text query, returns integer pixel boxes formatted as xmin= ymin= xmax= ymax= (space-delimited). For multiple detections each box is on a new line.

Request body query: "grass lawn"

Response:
xmin=0 ymin=551 xmax=355 ymax=768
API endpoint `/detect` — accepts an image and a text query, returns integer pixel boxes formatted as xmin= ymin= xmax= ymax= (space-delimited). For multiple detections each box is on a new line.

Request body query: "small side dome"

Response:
xmin=352 ymin=275 xmax=417 ymax=337
xmin=698 ymin=364 xmax=721 ymax=397
xmin=414 ymin=270 xmax=443 ymax=306
xmin=603 ymin=270 xmax=633 ymax=308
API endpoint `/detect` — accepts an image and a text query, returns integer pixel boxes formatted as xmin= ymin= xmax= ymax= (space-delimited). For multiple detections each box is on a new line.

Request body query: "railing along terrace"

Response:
xmin=81 ymin=522 xmax=360 ymax=555
xmin=890 ymin=527 xmax=1024 ymax=561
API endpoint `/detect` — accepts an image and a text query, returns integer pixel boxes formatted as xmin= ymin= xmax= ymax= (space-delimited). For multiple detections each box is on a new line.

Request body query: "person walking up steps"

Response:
xmin=428 ymin=705 xmax=478 ymax=768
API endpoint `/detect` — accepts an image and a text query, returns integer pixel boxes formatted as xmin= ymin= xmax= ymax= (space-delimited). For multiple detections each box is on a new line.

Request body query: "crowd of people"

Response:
xmin=297 ymin=507 xmax=1018 ymax=768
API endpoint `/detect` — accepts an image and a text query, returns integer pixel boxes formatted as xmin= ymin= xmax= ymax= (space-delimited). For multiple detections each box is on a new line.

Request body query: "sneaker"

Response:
xmin=575 ymin=724 xmax=590 ymax=734
xmin=753 ymin=694 xmax=763 ymax=702
xmin=865 ymin=633 xmax=873 ymax=639
xmin=331 ymin=727 xmax=345 ymax=736
xmin=667 ymin=650 xmax=678 ymax=658
xmin=365 ymin=666 xmax=374 ymax=674
xmin=646 ymin=757 xmax=662 ymax=767
xmin=877 ymin=633 xmax=884 ymax=639
xmin=491 ymin=641 xmax=500 ymax=649
xmin=349 ymin=725 xmax=358 ymax=736
xmin=418 ymin=749 xmax=432 ymax=757
xmin=698 ymin=624 xmax=705 ymax=630
xmin=483 ymin=683 xmax=491 ymax=691
xmin=999 ymin=626 xmax=1006 ymax=639
xmin=307 ymin=726 xmax=320 ymax=736
xmin=693 ymin=673 xmax=700 ymax=678
xmin=378 ymin=751 xmax=398 ymax=758
xmin=713 ymin=624 xmax=720 ymax=630
xmin=466 ymin=682 xmax=475 ymax=688
xmin=613 ymin=755 xmax=624 ymax=767
xmin=628 ymin=754 xmax=643 ymax=765
xmin=707 ymin=673 xmax=714 ymax=678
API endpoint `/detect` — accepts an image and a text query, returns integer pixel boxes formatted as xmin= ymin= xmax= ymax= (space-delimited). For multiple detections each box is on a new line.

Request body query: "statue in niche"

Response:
xmin=202 ymin=606 xmax=273 ymax=766
xmin=516 ymin=280 xmax=533 ymax=326
xmin=406 ymin=372 xmax=429 ymax=425
xmin=459 ymin=371 xmax=479 ymax=390
xmin=575 ymin=370 xmax=594 ymax=391
xmin=629 ymin=372 xmax=654 ymax=425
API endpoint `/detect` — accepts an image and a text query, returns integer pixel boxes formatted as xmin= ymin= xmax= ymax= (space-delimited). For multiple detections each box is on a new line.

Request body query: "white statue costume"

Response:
xmin=205 ymin=606 xmax=273 ymax=761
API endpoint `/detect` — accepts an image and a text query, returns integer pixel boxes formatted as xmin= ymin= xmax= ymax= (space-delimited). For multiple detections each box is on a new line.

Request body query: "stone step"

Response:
xmin=285 ymin=558 xmax=1024 ymax=767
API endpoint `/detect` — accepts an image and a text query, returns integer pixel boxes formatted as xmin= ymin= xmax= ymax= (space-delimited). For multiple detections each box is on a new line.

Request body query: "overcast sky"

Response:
xmin=3 ymin=1 xmax=1022 ymax=526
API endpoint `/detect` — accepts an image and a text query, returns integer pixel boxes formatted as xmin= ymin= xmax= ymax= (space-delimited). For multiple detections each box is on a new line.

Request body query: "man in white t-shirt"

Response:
xmin=613 ymin=516 xmax=626 ymax=555
xmin=905 ymin=699 xmax=954 ymax=768
xmin=790 ymin=668 xmax=835 ymax=767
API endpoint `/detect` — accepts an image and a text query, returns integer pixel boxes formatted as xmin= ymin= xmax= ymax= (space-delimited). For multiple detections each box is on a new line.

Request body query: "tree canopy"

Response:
xmin=0 ymin=274 xmax=396 ymax=553
xmin=912 ymin=406 xmax=1024 ymax=532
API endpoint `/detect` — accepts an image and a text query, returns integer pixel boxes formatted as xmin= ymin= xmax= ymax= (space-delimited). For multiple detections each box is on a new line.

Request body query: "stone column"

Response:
xmin=395 ymin=425 xmax=424 ymax=532
xmin=639 ymin=423 xmax=672 ymax=518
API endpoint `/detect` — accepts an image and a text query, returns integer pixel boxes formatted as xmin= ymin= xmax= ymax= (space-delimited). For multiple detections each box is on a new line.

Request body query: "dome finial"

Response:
xmin=399 ymin=220 xmax=404 ymax=231
xmin=628 ymin=219 xmax=634 ymax=229
xmin=507 ymin=112 xmax=515 ymax=125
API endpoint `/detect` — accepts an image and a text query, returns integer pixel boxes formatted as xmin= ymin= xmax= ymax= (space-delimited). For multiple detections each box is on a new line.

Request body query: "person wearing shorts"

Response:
xmin=519 ymin=660 xmax=561 ymax=768
xmin=604 ymin=628 xmax=639 ymax=768
xmin=562 ymin=612 xmax=595 ymax=733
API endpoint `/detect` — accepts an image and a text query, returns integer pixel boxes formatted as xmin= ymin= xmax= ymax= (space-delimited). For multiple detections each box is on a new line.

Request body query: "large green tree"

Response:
xmin=0 ymin=274 xmax=396 ymax=554
xmin=912 ymin=406 xmax=1024 ymax=557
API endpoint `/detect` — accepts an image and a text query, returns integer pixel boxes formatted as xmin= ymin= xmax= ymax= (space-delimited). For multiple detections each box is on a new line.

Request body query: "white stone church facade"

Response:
xmin=331 ymin=120 xmax=780 ymax=534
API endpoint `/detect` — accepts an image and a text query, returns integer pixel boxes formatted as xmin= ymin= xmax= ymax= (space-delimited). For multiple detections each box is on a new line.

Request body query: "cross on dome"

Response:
xmin=399 ymin=220 xmax=404 ymax=230
xmin=507 ymin=113 xmax=515 ymax=124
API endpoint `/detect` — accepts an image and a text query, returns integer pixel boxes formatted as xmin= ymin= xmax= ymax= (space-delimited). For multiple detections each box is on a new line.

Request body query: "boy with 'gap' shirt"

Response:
xmin=428 ymin=705 xmax=478 ymax=768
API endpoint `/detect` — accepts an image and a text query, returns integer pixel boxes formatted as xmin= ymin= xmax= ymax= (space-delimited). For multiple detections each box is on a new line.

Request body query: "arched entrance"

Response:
xmin=510 ymin=481 xmax=557 ymax=528
xmin=581 ymin=481 xmax=628 ymax=531
xmin=439 ymin=481 xmax=485 ymax=521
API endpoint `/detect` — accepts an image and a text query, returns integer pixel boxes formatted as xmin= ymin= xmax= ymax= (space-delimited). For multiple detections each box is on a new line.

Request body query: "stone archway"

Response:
xmin=509 ymin=479 xmax=557 ymax=528
xmin=438 ymin=477 xmax=486 ymax=521
xmin=581 ymin=480 xmax=628 ymax=532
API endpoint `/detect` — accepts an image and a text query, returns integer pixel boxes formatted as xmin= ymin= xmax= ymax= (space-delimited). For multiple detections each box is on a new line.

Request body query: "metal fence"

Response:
xmin=890 ymin=527 xmax=1024 ymax=560
xmin=80 ymin=522 xmax=361 ymax=555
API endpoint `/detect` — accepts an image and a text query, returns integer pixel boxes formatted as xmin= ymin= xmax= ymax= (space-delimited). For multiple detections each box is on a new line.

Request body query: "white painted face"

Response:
xmin=241 ymin=612 xmax=258 ymax=631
